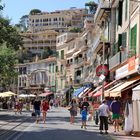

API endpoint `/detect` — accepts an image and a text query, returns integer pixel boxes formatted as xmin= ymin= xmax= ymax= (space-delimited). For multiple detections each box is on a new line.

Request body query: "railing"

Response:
xmin=94 ymin=0 xmax=110 ymax=21
xmin=121 ymin=50 xmax=128 ymax=63
xmin=109 ymin=52 xmax=121 ymax=70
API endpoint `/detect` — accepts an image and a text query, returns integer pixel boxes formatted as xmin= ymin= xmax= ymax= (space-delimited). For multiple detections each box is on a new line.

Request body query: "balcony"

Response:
xmin=121 ymin=50 xmax=128 ymax=63
xmin=109 ymin=52 xmax=121 ymax=70
xmin=94 ymin=0 xmax=111 ymax=22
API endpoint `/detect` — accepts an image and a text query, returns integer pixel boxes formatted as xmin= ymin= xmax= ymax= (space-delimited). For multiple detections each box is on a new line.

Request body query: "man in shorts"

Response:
xmin=110 ymin=97 xmax=121 ymax=132
xmin=33 ymin=97 xmax=41 ymax=124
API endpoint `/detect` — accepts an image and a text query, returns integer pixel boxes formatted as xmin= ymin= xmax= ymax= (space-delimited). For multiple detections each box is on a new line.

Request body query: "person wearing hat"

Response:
xmin=98 ymin=99 xmax=110 ymax=134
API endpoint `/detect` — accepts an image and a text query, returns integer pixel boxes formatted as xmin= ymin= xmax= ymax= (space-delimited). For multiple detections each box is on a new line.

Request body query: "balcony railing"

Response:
xmin=121 ymin=50 xmax=128 ymax=63
xmin=109 ymin=52 xmax=121 ymax=70
xmin=94 ymin=0 xmax=111 ymax=21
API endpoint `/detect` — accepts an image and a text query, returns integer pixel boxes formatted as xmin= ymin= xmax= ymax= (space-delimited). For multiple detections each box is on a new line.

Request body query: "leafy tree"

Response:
xmin=0 ymin=17 xmax=23 ymax=50
xmin=29 ymin=9 xmax=42 ymax=15
xmin=0 ymin=44 xmax=18 ymax=91
xmin=69 ymin=27 xmax=82 ymax=33
xmin=85 ymin=1 xmax=98 ymax=14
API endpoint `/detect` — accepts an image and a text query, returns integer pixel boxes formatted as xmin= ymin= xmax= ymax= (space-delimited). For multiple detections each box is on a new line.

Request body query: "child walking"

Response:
xmin=81 ymin=106 xmax=88 ymax=129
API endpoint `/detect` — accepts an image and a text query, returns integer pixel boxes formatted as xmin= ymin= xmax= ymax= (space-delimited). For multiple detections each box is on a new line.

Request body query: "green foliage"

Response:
xmin=69 ymin=27 xmax=82 ymax=33
xmin=85 ymin=1 xmax=98 ymax=14
xmin=0 ymin=16 xmax=23 ymax=50
xmin=0 ymin=0 xmax=4 ymax=11
xmin=29 ymin=9 xmax=42 ymax=15
xmin=0 ymin=44 xmax=18 ymax=91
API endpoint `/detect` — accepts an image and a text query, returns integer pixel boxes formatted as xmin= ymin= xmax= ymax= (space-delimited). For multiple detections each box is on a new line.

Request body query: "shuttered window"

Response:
xmin=130 ymin=24 xmax=137 ymax=56
xmin=61 ymin=50 xmax=64 ymax=59
xmin=118 ymin=1 xmax=123 ymax=26
xmin=122 ymin=32 xmax=127 ymax=47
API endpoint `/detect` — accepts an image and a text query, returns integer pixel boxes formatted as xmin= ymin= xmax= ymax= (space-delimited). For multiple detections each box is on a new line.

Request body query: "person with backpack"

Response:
xmin=41 ymin=98 xmax=50 ymax=124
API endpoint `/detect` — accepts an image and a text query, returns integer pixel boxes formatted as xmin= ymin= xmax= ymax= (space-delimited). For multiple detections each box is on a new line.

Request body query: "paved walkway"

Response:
xmin=0 ymin=108 xmax=140 ymax=140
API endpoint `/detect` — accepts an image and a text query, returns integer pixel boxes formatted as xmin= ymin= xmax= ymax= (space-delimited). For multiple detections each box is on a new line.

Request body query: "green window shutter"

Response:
xmin=130 ymin=28 xmax=132 ymax=50
xmin=52 ymin=63 xmax=54 ymax=73
xmin=56 ymin=66 xmax=58 ymax=72
xmin=113 ymin=43 xmax=116 ymax=55
xmin=134 ymin=24 xmax=137 ymax=54
xmin=61 ymin=50 xmax=64 ymax=59
xmin=118 ymin=1 xmax=123 ymax=26
xmin=56 ymin=78 xmax=58 ymax=91
xmin=61 ymin=79 xmax=63 ymax=89
xmin=49 ymin=64 xmax=51 ymax=73
xmin=118 ymin=34 xmax=122 ymax=47
xmin=122 ymin=32 xmax=127 ymax=47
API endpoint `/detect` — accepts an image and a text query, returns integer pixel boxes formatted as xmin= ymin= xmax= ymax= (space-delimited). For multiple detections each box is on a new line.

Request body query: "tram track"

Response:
xmin=0 ymin=112 xmax=35 ymax=140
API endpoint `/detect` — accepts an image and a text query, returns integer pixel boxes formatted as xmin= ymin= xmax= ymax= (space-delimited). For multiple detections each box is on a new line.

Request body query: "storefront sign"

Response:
xmin=96 ymin=65 xmax=109 ymax=77
xmin=115 ymin=58 xmax=138 ymax=80
xmin=128 ymin=56 xmax=135 ymax=71
xmin=115 ymin=64 xmax=128 ymax=80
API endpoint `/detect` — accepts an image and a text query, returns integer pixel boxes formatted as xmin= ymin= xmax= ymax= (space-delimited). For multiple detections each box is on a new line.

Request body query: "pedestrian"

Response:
xmin=81 ymin=97 xmax=89 ymax=112
xmin=49 ymin=99 xmax=54 ymax=109
xmin=33 ymin=97 xmax=41 ymax=124
xmin=110 ymin=97 xmax=121 ymax=132
xmin=41 ymin=98 xmax=49 ymax=124
xmin=69 ymin=99 xmax=78 ymax=124
xmin=81 ymin=106 xmax=88 ymax=129
xmin=98 ymin=99 xmax=110 ymax=134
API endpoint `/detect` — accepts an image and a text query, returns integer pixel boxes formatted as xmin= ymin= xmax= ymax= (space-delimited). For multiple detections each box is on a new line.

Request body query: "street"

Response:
xmin=0 ymin=108 xmax=113 ymax=140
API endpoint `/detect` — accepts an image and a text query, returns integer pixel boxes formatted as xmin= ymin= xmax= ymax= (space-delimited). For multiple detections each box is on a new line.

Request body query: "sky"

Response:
xmin=2 ymin=0 xmax=96 ymax=24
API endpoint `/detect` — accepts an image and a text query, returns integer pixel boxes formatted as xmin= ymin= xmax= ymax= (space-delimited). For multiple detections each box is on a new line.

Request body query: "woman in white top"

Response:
xmin=98 ymin=99 xmax=110 ymax=134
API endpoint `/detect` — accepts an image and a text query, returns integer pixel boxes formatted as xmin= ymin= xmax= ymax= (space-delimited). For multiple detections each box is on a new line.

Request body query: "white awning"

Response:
xmin=132 ymin=85 xmax=140 ymax=100
xmin=110 ymin=78 xmax=140 ymax=97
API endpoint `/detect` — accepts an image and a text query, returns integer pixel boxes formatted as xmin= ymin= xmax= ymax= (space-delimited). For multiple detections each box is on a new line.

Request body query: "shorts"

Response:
xmin=70 ymin=110 xmax=77 ymax=116
xmin=35 ymin=110 xmax=40 ymax=116
xmin=112 ymin=113 xmax=120 ymax=119
xmin=82 ymin=116 xmax=87 ymax=121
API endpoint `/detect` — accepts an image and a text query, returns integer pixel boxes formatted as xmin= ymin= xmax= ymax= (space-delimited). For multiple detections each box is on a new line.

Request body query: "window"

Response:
xmin=130 ymin=24 xmax=137 ymax=55
xmin=118 ymin=1 xmax=123 ymax=26
xmin=122 ymin=32 xmax=127 ymax=47
xmin=52 ymin=63 xmax=55 ymax=73
xmin=52 ymin=76 xmax=54 ymax=86
xmin=56 ymin=66 xmax=58 ymax=72
xmin=56 ymin=78 xmax=58 ymax=90
xmin=60 ymin=65 xmax=63 ymax=73
xmin=61 ymin=50 xmax=64 ymax=59
xmin=61 ymin=79 xmax=63 ymax=89
xmin=49 ymin=64 xmax=51 ymax=72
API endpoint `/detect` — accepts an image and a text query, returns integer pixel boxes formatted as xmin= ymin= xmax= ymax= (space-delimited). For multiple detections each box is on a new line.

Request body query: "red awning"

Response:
xmin=93 ymin=90 xmax=102 ymax=97
xmin=39 ymin=92 xmax=53 ymax=97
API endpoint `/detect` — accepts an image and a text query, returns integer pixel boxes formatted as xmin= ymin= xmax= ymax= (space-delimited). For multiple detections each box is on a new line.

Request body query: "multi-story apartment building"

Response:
xmin=110 ymin=0 xmax=140 ymax=80
xmin=56 ymin=32 xmax=79 ymax=90
xmin=28 ymin=8 xmax=87 ymax=33
xmin=22 ymin=30 xmax=58 ymax=61
xmin=16 ymin=57 xmax=57 ymax=95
